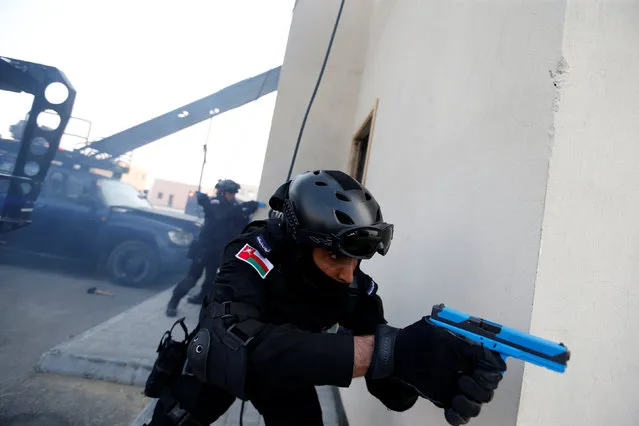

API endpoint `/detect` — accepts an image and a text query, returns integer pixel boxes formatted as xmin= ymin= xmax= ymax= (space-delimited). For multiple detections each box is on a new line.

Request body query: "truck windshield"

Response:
xmin=98 ymin=179 xmax=152 ymax=209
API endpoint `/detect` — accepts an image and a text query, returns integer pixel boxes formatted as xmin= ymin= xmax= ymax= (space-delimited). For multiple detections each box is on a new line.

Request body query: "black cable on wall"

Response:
xmin=285 ymin=0 xmax=346 ymax=182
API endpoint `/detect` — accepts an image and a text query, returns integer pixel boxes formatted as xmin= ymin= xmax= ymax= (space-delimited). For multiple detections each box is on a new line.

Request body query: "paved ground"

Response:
xmin=0 ymin=262 xmax=166 ymax=392
xmin=34 ymin=285 xmax=344 ymax=426
xmin=0 ymin=258 xmax=173 ymax=426
xmin=36 ymin=287 xmax=201 ymax=386
xmin=0 ymin=254 xmax=345 ymax=426
xmin=0 ymin=374 xmax=149 ymax=426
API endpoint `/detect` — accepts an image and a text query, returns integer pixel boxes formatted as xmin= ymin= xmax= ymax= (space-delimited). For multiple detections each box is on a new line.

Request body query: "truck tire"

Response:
xmin=106 ymin=240 xmax=160 ymax=287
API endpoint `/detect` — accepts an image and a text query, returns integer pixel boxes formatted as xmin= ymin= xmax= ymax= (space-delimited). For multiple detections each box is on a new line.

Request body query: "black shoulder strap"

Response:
xmin=241 ymin=219 xmax=267 ymax=234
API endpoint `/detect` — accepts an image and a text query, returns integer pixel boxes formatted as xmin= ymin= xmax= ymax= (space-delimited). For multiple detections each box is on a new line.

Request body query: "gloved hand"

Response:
xmin=195 ymin=191 xmax=209 ymax=205
xmin=241 ymin=200 xmax=260 ymax=214
xmin=368 ymin=318 xmax=506 ymax=425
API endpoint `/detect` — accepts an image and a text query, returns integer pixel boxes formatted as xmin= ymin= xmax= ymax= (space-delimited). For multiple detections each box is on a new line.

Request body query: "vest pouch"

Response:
xmin=144 ymin=318 xmax=191 ymax=398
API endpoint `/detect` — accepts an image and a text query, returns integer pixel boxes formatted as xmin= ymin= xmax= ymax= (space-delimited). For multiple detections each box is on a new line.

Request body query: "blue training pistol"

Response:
xmin=427 ymin=304 xmax=570 ymax=373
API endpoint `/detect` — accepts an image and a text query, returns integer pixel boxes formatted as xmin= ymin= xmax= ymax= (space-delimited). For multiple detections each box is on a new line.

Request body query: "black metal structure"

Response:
xmin=76 ymin=66 xmax=281 ymax=160
xmin=0 ymin=59 xmax=280 ymax=233
xmin=0 ymin=57 xmax=76 ymax=233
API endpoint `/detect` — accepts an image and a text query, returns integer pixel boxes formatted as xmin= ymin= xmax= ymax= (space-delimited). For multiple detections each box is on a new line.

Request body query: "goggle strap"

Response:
xmin=283 ymin=199 xmax=300 ymax=240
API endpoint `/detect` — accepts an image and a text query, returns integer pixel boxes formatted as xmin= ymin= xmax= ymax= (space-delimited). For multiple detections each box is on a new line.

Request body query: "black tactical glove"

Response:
xmin=241 ymin=200 xmax=259 ymax=214
xmin=195 ymin=191 xmax=209 ymax=206
xmin=367 ymin=318 xmax=506 ymax=425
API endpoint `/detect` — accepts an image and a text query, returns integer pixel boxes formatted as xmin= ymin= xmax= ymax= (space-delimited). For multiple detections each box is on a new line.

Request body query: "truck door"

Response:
xmin=2 ymin=169 xmax=67 ymax=254
xmin=45 ymin=172 xmax=106 ymax=260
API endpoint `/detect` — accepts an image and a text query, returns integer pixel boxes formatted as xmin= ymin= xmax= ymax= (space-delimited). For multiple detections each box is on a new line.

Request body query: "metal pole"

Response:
xmin=198 ymin=116 xmax=214 ymax=191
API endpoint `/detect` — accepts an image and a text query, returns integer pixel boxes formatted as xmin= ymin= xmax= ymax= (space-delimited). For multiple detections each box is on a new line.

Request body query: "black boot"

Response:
xmin=166 ymin=297 xmax=179 ymax=317
xmin=167 ymin=276 xmax=197 ymax=316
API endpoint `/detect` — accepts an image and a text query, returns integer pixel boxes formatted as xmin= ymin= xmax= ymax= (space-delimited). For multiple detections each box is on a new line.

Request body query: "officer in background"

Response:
xmin=151 ymin=170 xmax=505 ymax=425
xmin=166 ymin=179 xmax=259 ymax=317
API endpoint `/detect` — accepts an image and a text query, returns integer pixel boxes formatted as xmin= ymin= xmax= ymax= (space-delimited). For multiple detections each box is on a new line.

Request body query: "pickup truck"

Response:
xmin=1 ymin=166 xmax=201 ymax=287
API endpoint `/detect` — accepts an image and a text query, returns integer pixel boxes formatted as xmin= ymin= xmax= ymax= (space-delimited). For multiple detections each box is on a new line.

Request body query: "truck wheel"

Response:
xmin=106 ymin=240 xmax=159 ymax=287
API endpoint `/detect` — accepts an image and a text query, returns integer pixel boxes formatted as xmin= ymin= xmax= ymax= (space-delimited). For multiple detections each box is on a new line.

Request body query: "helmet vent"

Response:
xmin=335 ymin=210 xmax=355 ymax=225
xmin=376 ymin=208 xmax=382 ymax=222
xmin=365 ymin=192 xmax=372 ymax=201
xmin=335 ymin=192 xmax=350 ymax=202
xmin=325 ymin=170 xmax=361 ymax=191
xmin=315 ymin=181 xmax=328 ymax=187
xmin=313 ymin=170 xmax=320 ymax=175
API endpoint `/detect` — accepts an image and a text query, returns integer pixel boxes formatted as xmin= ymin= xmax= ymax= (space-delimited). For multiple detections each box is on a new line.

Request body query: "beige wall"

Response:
xmin=148 ymin=179 xmax=205 ymax=209
xmin=255 ymin=0 xmax=374 ymax=216
xmin=120 ymin=164 xmax=149 ymax=192
xmin=149 ymin=179 xmax=259 ymax=210
xmin=517 ymin=2 xmax=639 ymax=425
xmin=260 ymin=0 xmax=568 ymax=425
xmin=259 ymin=0 xmax=636 ymax=425
xmin=339 ymin=2 xmax=566 ymax=425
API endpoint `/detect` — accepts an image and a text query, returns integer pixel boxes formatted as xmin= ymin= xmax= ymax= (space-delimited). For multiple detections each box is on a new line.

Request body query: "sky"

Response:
xmin=0 ymin=0 xmax=295 ymax=188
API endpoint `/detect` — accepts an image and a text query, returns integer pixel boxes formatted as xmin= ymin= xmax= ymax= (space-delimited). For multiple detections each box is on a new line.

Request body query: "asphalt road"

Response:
xmin=0 ymin=255 xmax=175 ymax=425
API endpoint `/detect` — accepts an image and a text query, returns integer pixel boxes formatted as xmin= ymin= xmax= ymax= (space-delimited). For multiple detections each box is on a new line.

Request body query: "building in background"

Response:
xmin=120 ymin=164 xmax=149 ymax=192
xmin=149 ymin=178 xmax=259 ymax=211
xmin=256 ymin=1 xmax=639 ymax=426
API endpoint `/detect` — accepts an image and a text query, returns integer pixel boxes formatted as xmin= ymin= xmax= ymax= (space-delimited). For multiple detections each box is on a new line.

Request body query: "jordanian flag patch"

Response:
xmin=235 ymin=244 xmax=274 ymax=278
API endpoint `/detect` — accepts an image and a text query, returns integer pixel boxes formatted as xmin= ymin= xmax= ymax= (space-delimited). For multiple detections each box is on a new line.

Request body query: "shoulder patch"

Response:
xmin=366 ymin=279 xmax=378 ymax=296
xmin=256 ymin=235 xmax=272 ymax=254
xmin=235 ymin=244 xmax=274 ymax=279
xmin=210 ymin=199 xmax=220 ymax=204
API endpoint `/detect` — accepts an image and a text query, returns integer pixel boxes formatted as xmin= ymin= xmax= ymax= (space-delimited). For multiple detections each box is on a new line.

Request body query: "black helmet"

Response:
xmin=273 ymin=170 xmax=393 ymax=259
xmin=216 ymin=179 xmax=240 ymax=194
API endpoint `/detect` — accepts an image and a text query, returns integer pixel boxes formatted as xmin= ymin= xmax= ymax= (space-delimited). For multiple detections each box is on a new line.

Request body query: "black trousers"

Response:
xmin=149 ymin=375 xmax=324 ymax=426
xmin=170 ymin=251 xmax=222 ymax=303
xmin=197 ymin=251 xmax=222 ymax=299
xmin=169 ymin=261 xmax=203 ymax=304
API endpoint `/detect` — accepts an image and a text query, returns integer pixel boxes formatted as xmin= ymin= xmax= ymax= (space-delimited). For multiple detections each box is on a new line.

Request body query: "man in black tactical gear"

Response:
xmin=150 ymin=170 xmax=506 ymax=425
xmin=166 ymin=179 xmax=259 ymax=317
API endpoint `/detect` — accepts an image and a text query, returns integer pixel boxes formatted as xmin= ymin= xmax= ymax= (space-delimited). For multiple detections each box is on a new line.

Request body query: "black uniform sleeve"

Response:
xmin=340 ymin=271 xmax=419 ymax=412
xmin=212 ymin=241 xmax=355 ymax=391
xmin=201 ymin=199 xmax=234 ymax=220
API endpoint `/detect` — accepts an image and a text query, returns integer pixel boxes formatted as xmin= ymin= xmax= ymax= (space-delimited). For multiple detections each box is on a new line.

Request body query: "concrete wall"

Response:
xmin=336 ymin=2 xmax=567 ymax=425
xmin=255 ymin=0 xmax=373 ymax=216
xmin=517 ymin=2 xmax=639 ymax=426
xmin=258 ymin=0 xmax=639 ymax=425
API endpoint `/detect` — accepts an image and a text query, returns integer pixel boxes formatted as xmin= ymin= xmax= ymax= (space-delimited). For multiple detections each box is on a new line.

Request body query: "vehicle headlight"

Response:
xmin=168 ymin=230 xmax=194 ymax=247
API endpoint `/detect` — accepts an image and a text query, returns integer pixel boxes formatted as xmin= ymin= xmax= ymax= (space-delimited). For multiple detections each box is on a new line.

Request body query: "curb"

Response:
xmin=34 ymin=288 xmax=178 ymax=387
xmin=36 ymin=350 xmax=153 ymax=387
